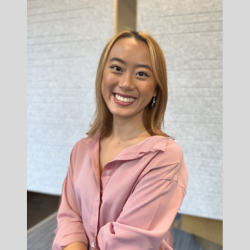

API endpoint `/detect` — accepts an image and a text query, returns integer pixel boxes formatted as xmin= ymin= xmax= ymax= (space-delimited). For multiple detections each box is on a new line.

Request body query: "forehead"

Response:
xmin=108 ymin=37 xmax=152 ymax=64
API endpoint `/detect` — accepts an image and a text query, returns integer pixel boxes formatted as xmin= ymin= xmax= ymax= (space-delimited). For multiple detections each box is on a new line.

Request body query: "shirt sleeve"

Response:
xmin=97 ymin=146 xmax=188 ymax=250
xmin=52 ymin=143 xmax=89 ymax=250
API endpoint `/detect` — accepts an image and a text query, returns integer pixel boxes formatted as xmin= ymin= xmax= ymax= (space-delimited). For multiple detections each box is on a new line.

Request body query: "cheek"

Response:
xmin=101 ymin=72 xmax=117 ymax=101
xmin=137 ymin=82 xmax=157 ymax=105
xmin=102 ymin=71 xmax=117 ymax=89
xmin=140 ymin=84 xmax=155 ymax=98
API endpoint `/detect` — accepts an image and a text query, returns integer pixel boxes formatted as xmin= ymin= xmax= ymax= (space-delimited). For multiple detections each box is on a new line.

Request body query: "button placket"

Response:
xmin=91 ymin=194 xmax=100 ymax=249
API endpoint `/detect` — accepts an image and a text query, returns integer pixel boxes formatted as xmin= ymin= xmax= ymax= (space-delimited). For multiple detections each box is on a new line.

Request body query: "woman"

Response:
xmin=52 ymin=30 xmax=188 ymax=250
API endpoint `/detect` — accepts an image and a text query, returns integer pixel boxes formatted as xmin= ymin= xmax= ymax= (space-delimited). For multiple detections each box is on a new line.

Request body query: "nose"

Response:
xmin=118 ymin=73 xmax=135 ymax=91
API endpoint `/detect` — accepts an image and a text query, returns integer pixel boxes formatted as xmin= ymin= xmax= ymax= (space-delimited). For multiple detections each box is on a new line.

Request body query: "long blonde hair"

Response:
xmin=87 ymin=30 xmax=171 ymax=139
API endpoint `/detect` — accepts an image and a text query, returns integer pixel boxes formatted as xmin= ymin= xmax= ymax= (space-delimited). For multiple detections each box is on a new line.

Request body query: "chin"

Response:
xmin=110 ymin=109 xmax=133 ymax=118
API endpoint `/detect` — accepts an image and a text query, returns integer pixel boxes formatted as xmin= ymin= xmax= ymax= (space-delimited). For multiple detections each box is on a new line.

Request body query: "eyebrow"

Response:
xmin=109 ymin=57 xmax=126 ymax=65
xmin=109 ymin=57 xmax=152 ymax=72
xmin=135 ymin=64 xmax=152 ymax=72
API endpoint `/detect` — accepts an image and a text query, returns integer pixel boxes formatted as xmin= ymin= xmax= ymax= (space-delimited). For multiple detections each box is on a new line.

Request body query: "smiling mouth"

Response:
xmin=113 ymin=93 xmax=136 ymax=106
xmin=114 ymin=93 xmax=135 ymax=102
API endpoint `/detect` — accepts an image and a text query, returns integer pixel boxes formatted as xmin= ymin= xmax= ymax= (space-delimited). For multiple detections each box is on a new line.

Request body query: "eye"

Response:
xmin=110 ymin=65 xmax=122 ymax=72
xmin=136 ymin=72 xmax=148 ymax=77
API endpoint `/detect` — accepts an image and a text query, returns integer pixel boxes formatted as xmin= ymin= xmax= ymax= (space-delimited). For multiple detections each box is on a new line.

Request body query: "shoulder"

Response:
xmin=150 ymin=137 xmax=186 ymax=179
xmin=70 ymin=136 xmax=94 ymax=162
xmin=72 ymin=133 xmax=100 ymax=150
xmin=74 ymin=137 xmax=91 ymax=147
xmin=71 ymin=137 xmax=88 ymax=151
xmin=162 ymin=138 xmax=188 ymax=189
xmin=137 ymin=137 xmax=187 ymax=187
xmin=165 ymin=138 xmax=183 ymax=161
xmin=68 ymin=137 xmax=95 ymax=175
xmin=153 ymin=137 xmax=184 ymax=166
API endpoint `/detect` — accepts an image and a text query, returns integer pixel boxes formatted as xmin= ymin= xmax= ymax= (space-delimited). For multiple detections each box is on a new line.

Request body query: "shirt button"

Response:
xmin=106 ymin=170 xmax=110 ymax=176
xmin=91 ymin=241 xmax=96 ymax=249
xmin=96 ymin=196 xmax=99 ymax=201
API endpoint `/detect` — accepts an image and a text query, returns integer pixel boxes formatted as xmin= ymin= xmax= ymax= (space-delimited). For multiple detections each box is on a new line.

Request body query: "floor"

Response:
xmin=27 ymin=191 xmax=61 ymax=230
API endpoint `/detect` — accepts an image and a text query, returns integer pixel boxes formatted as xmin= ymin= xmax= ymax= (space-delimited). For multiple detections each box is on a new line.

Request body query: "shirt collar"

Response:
xmin=118 ymin=135 xmax=168 ymax=158
xmin=87 ymin=133 xmax=168 ymax=161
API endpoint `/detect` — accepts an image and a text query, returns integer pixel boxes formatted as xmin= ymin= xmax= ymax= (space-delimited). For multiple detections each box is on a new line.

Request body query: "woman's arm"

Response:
xmin=53 ymin=142 xmax=89 ymax=250
xmin=98 ymin=179 xmax=185 ymax=249
xmin=63 ymin=242 xmax=88 ymax=250
xmin=97 ymin=145 xmax=188 ymax=250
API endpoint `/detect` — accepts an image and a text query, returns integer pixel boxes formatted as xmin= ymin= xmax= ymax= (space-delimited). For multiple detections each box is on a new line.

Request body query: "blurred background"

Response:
xmin=27 ymin=0 xmax=222 ymax=249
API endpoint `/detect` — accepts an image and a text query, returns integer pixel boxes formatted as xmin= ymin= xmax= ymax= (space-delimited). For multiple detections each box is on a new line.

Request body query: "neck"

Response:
xmin=110 ymin=113 xmax=150 ymax=143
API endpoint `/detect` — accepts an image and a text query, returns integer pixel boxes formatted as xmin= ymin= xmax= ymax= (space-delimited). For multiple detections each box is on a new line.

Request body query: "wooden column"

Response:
xmin=114 ymin=0 xmax=137 ymax=34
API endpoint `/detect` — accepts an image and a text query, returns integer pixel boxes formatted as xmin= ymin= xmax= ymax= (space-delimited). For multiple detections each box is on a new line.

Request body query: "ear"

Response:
xmin=153 ymin=84 xmax=158 ymax=97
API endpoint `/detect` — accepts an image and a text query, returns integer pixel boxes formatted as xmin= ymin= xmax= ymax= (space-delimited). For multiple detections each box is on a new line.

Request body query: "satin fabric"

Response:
xmin=52 ymin=134 xmax=188 ymax=250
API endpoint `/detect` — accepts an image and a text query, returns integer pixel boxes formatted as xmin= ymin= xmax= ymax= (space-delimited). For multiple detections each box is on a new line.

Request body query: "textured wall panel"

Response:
xmin=137 ymin=0 xmax=223 ymax=219
xmin=27 ymin=0 xmax=114 ymax=195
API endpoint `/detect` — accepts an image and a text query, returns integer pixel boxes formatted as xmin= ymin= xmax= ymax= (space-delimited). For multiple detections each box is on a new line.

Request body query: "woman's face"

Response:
xmin=101 ymin=37 xmax=157 ymax=121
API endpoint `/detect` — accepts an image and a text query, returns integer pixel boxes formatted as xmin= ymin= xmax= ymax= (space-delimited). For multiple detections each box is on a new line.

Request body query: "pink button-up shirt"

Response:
xmin=52 ymin=134 xmax=188 ymax=250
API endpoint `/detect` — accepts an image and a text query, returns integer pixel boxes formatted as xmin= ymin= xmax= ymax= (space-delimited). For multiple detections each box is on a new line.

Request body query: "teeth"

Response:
xmin=115 ymin=94 xmax=135 ymax=103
